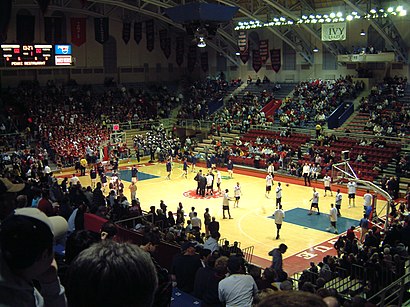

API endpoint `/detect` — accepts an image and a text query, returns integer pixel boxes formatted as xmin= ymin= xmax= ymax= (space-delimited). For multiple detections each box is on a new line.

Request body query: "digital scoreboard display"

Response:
xmin=0 ymin=44 xmax=73 ymax=67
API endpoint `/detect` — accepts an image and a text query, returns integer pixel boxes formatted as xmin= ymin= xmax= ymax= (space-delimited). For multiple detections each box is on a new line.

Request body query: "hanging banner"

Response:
xmin=259 ymin=40 xmax=269 ymax=64
xmin=163 ymin=37 xmax=171 ymax=59
xmin=240 ymin=45 xmax=249 ymax=64
xmin=16 ymin=15 xmax=35 ymax=43
xmin=134 ymin=22 xmax=142 ymax=44
xmin=200 ymin=52 xmax=208 ymax=72
xmin=252 ymin=49 xmax=262 ymax=73
xmin=176 ymin=36 xmax=184 ymax=66
xmin=44 ymin=17 xmax=62 ymax=43
xmin=71 ymin=18 xmax=86 ymax=47
xmin=145 ymin=19 xmax=155 ymax=52
xmin=0 ymin=0 xmax=12 ymax=42
xmin=237 ymin=31 xmax=247 ymax=53
xmin=321 ymin=22 xmax=346 ymax=41
xmin=37 ymin=0 xmax=50 ymax=14
xmin=122 ymin=22 xmax=131 ymax=44
xmin=159 ymin=29 xmax=167 ymax=50
xmin=187 ymin=44 xmax=197 ymax=72
xmin=94 ymin=17 xmax=109 ymax=44
xmin=270 ymin=48 xmax=281 ymax=73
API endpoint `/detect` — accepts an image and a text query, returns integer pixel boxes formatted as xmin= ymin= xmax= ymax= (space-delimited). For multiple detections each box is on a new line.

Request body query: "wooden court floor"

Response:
xmin=61 ymin=159 xmax=386 ymax=273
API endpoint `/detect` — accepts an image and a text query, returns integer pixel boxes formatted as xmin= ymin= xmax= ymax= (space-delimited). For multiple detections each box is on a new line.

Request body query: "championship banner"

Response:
xmin=16 ymin=15 xmax=35 ymax=43
xmin=122 ymin=22 xmax=131 ymax=44
xmin=240 ymin=46 xmax=249 ymax=64
xmin=252 ymin=49 xmax=262 ymax=73
xmin=71 ymin=18 xmax=86 ymax=47
xmin=237 ymin=31 xmax=247 ymax=53
xmin=145 ymin=19 xmax=155 ymax=52
xmin=200 ymin=52 xmax=208 ymax=72
xmin=0 ymin=0 xmax=13 ymax=42
xmin=163 ymin=37 xmax=171 ymax=59
xmin=176 ymin=36 xmax=184 ymax=66
xmin=321 ymin=22 xmax=346 ymax=41
xmin=187 ymin=45 xmax=197 ymax=72
xmin=44 ymin=17 xmax=62 ymax=43
xmin=259 ymin=40 xmax=269 ymax=64
xmin=270 ymin=48 xmax=281 ymax=73
xmin=159 ymin=29 xmax=167 ymax=50
xmin=37 ymin=0 xmax=50 ymax=13
xmin=94 ymin=17 xmax=109 ymax=44
xmin=134 ymin=22 xmax=142 ymax=44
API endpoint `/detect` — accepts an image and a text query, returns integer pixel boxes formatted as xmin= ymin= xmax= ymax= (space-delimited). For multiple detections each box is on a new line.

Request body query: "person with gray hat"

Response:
xmin=0 ymin=207 xmax=68 ymax=307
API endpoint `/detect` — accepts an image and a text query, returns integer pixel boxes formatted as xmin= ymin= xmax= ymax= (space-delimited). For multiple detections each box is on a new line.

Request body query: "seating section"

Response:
xmin=298 ymin=137 xmax=401 ymax=181
xmin=229 ymin=129 xmax=311 ymax=169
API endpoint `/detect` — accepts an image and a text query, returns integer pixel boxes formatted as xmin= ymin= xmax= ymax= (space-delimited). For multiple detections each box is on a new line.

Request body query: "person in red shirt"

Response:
xmin=37 ymin=191 xmax=55 ymax=217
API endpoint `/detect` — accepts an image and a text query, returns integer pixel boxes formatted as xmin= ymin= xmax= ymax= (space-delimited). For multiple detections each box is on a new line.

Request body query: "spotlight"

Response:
xmin=387 ymin=7 xmax=394 ymax=13
xmin=197 ymin=37 xmax=206 ymax=48
xmin=336 ymin=12 xmax=343 ymax=17
xmin=313 ymin=46 xmax=319 ymax=52
xmin=370 ymin=8 xmax=377 ymax=14
xmin=397 ymin=6 xmax=403 ymax=12
xmin=346 ymin=15 xmax=353 ymax=21
xmin=329 ymin=12 xmax=336 ymax=18
xmin=399 ymin=9 xmax=407 ymax=16
xmin=235 ymin=52 xmax=240 ymax=55
xmin=360 ymin=29 xmax=366 ymax=36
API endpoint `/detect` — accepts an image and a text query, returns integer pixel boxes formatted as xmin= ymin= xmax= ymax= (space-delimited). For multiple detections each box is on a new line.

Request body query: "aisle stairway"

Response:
xmin=193 ymin=131 xmax=240 ymax=157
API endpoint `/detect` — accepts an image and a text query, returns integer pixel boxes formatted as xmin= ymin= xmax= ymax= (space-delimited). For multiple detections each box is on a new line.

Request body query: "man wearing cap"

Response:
xmin=0 ymin=208 xmax=68 ymax=306
xmin=171 ymin=241 xmax=202 ymax=294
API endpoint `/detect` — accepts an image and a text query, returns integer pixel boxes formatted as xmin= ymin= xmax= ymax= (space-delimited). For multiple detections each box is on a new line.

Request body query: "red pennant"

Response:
xmin=71 ymin=18 xmax=86 ymax=47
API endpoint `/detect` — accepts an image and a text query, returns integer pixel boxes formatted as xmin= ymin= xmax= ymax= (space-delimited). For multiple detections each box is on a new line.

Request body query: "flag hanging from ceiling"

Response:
xmin=163 ymin=37 xmax=171 ymax=59
xmin=237 ymin=31 xmax=247 ymax=53
xmin=270 ymin=49 xmax=281 ymax=73
xmin=134 ymin=22 xmax=142 ymax=44
xmin=321 ymin=22 xmax=346 ymax=41
xmin=71 ymin=18 xmax=86 ymax=47
xmin=122 ymin=22 xmax=131 ymax=44
xmin=146 ymin=19 xmax=155 ymax=51
xmin=94 ymin=17 xmax=109 ymax=44
xmin=44 ymin=17 xmax=62 ymax=43
xmin=252 ymin=49 xmax=262 ymax=73
xmin=259 ymin=40 xmax=269 ymax=63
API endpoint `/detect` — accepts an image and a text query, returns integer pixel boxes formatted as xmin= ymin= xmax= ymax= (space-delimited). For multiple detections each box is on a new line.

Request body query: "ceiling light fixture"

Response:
xmin=360 ymin=29 xmax=366 ymax=36
xmin=313 ymin=46 xmax=319 ymax=52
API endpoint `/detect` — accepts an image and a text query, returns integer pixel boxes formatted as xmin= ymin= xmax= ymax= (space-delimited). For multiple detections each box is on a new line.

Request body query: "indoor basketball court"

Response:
xmin=58 ymin=159 xmax=387 ymax=275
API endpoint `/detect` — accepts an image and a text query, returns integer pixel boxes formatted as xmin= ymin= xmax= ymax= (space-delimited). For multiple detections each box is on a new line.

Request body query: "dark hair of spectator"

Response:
xmin=65 ymin=230 xmax=99 ymax=265
xmin=256 ymin=290 xmax=327 ymax=307
xmin=66 ymin=240 xmax=158 ymax=307
xmin=100 ymin=221 xmax=118 ymax=239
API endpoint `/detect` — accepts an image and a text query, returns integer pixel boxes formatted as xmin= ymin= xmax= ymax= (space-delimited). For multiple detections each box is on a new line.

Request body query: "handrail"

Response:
xmin=368 ymin=272 xmax=410 ymax=306
xmin=242 ymin=245 xmax=254 ymax=264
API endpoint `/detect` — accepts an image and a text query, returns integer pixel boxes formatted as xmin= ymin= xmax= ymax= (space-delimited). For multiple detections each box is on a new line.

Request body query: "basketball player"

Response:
xmin=323 ymin=173 xmax=333 ymax=197
xmin=90 ymin=167 xmax=97 ymax=189
xmin=165 ymin=159 xmax=172 ymax=180
xmin=216 ymin=169 xmax=222 ymax=193
xmin=182 ymin=158 xmax=188 ymax=178
xmin=308 ymin=188 xmax=320 ymax=215
xmin=347 ymin=180 xmax=357 ymax=208
xmin=233 ymin=182 xmax=242 ymax=208
xmin=275 ymin=182 xmax=282 ymax=208
xmin=222 ymin=189 xmax=233 ymax=219
xmin=265 ymin=173 xmax=274 ymax=198
xmin=227 ymin=159 xmax=234 ymax=178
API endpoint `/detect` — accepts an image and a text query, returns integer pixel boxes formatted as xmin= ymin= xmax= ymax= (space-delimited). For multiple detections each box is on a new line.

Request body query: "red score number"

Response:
xmin=36 ymin=48 xmax=42 ymax=54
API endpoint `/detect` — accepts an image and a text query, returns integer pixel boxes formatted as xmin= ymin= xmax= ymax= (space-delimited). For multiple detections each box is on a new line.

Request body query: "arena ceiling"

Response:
xmin=15 ymin=0 xmax=409 ymax=66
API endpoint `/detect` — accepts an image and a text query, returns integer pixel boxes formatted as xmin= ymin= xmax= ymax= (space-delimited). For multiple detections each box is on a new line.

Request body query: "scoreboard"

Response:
xmin=0 ymin=44 xmax=73 ymax=67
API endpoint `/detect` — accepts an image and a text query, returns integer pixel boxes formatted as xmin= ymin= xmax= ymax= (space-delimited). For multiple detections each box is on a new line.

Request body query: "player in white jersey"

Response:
xmin=265 ymin=173 xmax=274 ymax=198
xmin=216 ymin=170 xmax=222 ymax=193
xmin=335 ymin=189 xmax=343 ymax=216
xmin=206 ymin=172 xmax=214 ymax=196
xmin=273 ymin=204 xmax=285 ymax=239
xmin=323 ymin=174 xmax=333 ymax=197
xmin=326 ymin=203 xmax=338 ymax=234
xmin=233 ymin=182 xmax=242 ymax=208
xmin=275 ymin=182 xmax=282 ymax=208
xmin=267 ymin=163 xmax=275 ymax=177
xmin=308 ymin=188 xmax=320 ymax=215
xmin=347 ymin=181 xmax=357 ymax=207
xmin=363 ymin=189 xmax=373 ymax=210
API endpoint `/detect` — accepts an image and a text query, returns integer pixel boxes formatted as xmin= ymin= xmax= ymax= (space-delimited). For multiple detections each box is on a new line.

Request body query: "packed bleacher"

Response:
xmin=276 ymin=77 xmax=364 ymax=127
xmin=347 ymin=76 xmax=409 ymax=137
